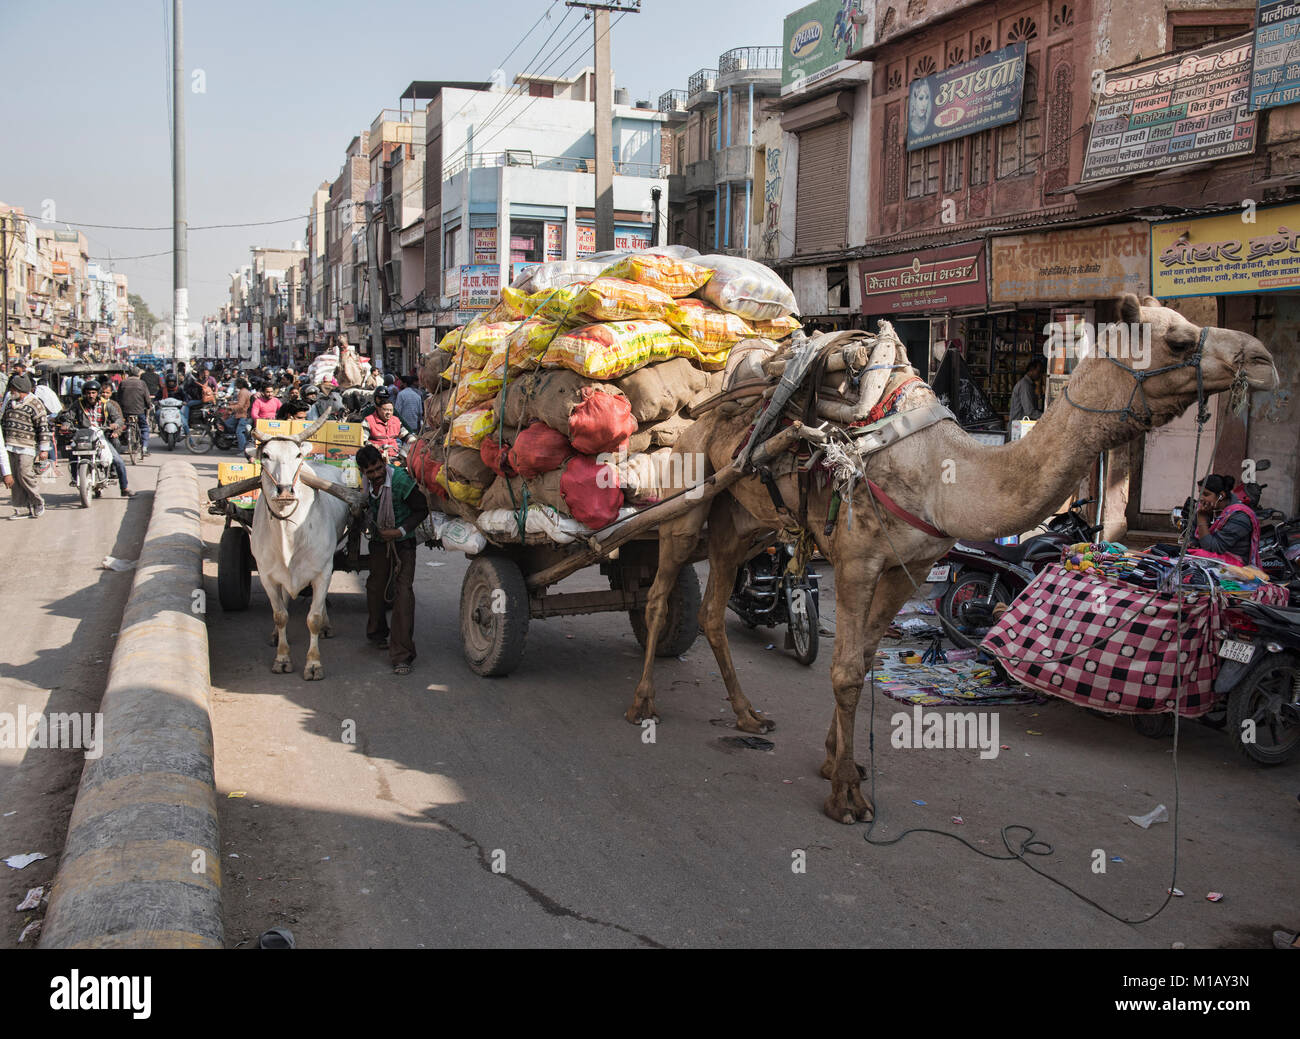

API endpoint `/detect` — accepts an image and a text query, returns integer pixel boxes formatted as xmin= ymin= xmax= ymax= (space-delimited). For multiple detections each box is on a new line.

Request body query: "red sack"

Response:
xmin=509 ymin=421 xmax=573 ymax=479
xmin=407 ymin=436 xmax=441 ymax=493
xmin=480 ymin=435 xmax=515 ymax=478
xmin=567 ymin=386 xmax=637 ymax=455
xmin=561 ymin=454 xmax=622 ymax=529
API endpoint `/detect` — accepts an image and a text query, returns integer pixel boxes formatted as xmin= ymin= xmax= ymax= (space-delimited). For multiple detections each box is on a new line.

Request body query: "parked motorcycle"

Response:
xmin=728 ymin=541 xmax=821 ymax=665
xmin=156 ymin=397 xmax=185 ymax=451
xmin=930 ymin=498 xmax=1102 ymax=644
xmin=1208 ymin=599 xmax=1299 ymax=764
xmin=66 ymin=424 xmax=116 ymax=508
xmin=186 ymin=400 xmax=239 ymax=454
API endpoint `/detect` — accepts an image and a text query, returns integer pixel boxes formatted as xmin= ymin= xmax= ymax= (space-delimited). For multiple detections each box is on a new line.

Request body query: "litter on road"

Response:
xmin=16 ymin=887 xmax=44 ymax=911
xmin=1128 ymin=804 xmax=1169 ymax=828
xmin=3 ymin=853 xmax=47 ymax=870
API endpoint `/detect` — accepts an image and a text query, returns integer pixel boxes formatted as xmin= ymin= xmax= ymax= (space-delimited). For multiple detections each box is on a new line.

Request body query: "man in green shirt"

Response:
xmin=358 ymin=445 xmax=429 ymax=674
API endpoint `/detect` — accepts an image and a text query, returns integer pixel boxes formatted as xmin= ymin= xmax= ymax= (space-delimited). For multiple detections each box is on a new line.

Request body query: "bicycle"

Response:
xmin=123 ymin=419 xmax=143 ymax=465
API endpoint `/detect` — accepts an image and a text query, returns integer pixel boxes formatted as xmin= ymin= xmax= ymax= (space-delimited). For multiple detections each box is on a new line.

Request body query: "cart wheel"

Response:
xmin=460 ymin=553 xmax=529 ymax=676
xmin=218 ymin=526 xmax=253 ymax=611
xmin=1131 ymin=713 xmax=1174 ymax=739
xmin=630 ymin=564 xmax=701 ymax=658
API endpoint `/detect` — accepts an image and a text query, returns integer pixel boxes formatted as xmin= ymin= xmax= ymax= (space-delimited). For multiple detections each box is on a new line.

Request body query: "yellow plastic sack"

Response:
xmin=438 ymin=326 xmax=465 ymax=351
xmin=460 ymin=320 xmax=523 ymax=358
xmin=600 ymin=253 xmax=713 ymax=299
xmin=446 ymin=405 xmax=498 ymax=449
xmin=436 ymin=466 xmax=485 ymax=506
xmin=463 ymin=318 xmax=564 ymax=398
xmin=570 ymin=277 xmax=676 ymax=322
xmin=441 ymin=343 xmax=489 ymax=383
xmin=750 ymin=314 xmax=802 ymax=338
xmin=665 ymin=299 xmax=757 ymax=351
xmin=500 ymin=284 xmax=584 ymax=322
xmin=543 ymin=320 xmax=730 ymax=380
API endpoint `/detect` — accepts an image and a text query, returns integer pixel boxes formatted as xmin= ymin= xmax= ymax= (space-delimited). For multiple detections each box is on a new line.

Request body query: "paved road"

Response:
xmin=0 ymin=451 xmax=159 ymax=947
xmin=199 ymin=457 xmax=1299 ymax=948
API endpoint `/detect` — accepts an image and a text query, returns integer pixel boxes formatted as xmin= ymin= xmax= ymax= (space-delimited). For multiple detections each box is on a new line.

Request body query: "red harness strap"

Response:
xmin=864 ymin=376 xmax=924 ymax=425
xmin=866 ymin=479 xmax=948 ymax=539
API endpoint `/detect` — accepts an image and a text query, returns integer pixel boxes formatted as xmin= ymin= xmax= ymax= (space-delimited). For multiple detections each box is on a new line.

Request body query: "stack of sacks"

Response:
xmin=409 ymin=247 xmax=800 ymax=544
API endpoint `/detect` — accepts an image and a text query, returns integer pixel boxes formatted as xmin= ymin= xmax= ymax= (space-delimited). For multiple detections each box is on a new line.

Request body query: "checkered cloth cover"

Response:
xmin=980 ymin=565 xmax=1288 ymax=717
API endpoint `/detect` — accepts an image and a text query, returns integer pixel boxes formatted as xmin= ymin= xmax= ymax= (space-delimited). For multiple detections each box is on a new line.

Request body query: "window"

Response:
xmin=907 ymin=146 xmax=940 ymax=197
xmin=942 ymin=137 xmax=965 ymax=194
xmin=1171 ymin=23 xmax=1251 ymax=53
xmin=827 ymin=266 xmax=849 ymax=309
xmin=970 ymin=131 xmax=991 ymax=185
xmin=528 ymin=81 xmax=554 ymax=98
xmin=997 ymin=60 xmax=1040 ymax=178
xmin=509 ymin=220 xmax=544 ymax=262
xmin=707 ymin=115 xmax=718 ymax=158
xmin=443 ymin=226 xmax=457 ymax=271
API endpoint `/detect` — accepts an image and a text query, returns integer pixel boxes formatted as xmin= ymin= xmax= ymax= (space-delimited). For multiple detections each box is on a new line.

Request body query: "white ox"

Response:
xmin=249 ymin=414 xmax=355 ymax=680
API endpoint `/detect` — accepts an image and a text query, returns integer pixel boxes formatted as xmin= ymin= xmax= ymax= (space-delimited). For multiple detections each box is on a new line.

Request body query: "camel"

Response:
xmin=627 ymin=294 xmax=1279 ymax=824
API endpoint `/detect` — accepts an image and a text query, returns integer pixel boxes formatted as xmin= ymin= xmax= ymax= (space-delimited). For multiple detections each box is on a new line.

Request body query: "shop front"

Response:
xmin=859 ymin=240 xmax=989 ymax=423
xmin=1151 ymin=203 xmax=1300 ymax=521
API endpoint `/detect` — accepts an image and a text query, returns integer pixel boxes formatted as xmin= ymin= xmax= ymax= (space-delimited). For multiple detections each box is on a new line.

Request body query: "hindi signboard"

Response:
xmin=1081 ymin=34 xmax=1257 ymax=182
xmin=906 ymin=42 xmax=1027 ymax=152
xmin=1250 ymin=0 xmax=1300 ymax=110
xmin=459 ymin=265 xmax=501 ymax=310
xmin=614 ymin=225 xmax=652 ymax=251
xmin=473 ymin=227 xmax=498 ymax=264
xmin=782 ymin=0 xmax=865 ymax=96
xmin=991 ymin=223 xmax=1150 ymax=302
xmin=576 ymin=223 xmax=596 ymax=258
xmin=859 ymin=243 xmax=987 ymax=313
xmin=1151 ymin=202 xmax=1300 ymax=297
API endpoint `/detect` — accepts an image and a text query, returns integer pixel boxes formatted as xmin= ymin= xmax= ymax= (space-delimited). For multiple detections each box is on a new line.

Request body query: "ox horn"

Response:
xmin=293 ymin=405 xmax=334 ymax=444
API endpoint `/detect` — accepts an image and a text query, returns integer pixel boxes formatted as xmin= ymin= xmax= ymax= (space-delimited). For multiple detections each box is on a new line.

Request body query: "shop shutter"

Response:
xmin=795 ymin=119 xmax=849 ymax=254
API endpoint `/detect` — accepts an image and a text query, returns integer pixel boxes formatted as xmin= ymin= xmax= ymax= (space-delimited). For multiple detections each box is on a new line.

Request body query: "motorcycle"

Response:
xmin=930 ymin=498 xmax=1102 ymax=645
xmin=156 ymin=397 xmax=185 ymax=451
xmin=1204 ymin=598 xmax=1300 ymax=764
xmin=728 ymin=540 xmax=822 ymax=665
xmin=186 ymin=400 xmax=239 ymax=454
xmin=66 ymin=424 xmax=115 ymax=508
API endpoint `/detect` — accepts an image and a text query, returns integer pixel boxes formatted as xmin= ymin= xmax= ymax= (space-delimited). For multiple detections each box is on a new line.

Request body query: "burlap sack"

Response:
xmin=617 ymin=357 xmax=721 ymax=423
xmin=501 ymin=369 xmax=626 ymax=436
xmin=478 ymin=469 xmax=569 ymax=516
xmin=446 ymin=446 xmax=494 ymax=488
xmin=337 ymin=344 xmax=365 ymax=389
xmin=421 ymin=349 xmax=454 ymax=393
xmin=645 ymin=412 xmax=694 ymax=448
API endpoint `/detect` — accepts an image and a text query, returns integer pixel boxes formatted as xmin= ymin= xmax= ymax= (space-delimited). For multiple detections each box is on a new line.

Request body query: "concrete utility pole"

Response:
xmin=173 ymin=0 xmax=189 ymax=367
xmin=565 ymin=1 xmax=641 ymax=252
xmin=1 ymin=217 xmax=9 ymax=372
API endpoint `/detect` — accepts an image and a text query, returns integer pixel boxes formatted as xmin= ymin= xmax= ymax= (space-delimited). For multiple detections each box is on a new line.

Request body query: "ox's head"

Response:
xmin=248 ymin=409 xmax=333 ymax=514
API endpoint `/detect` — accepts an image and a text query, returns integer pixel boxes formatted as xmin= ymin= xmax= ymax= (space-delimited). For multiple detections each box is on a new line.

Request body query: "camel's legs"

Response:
xmin=265 ymin=581 xmax=293 ymax=674
xmin=625 ymin=507 xmax=710 ymax=725
xmin=699 ymin=499 xmax=774 ymax=733
xmin=821 ymin=561 xmax=920 ymax=823
xmin=303 ymin=571 xmax=330 ymax=681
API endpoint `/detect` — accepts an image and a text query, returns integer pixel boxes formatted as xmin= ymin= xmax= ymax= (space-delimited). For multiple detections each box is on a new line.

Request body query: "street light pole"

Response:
xmin=173 ymin=0 xmax=189 ymax=366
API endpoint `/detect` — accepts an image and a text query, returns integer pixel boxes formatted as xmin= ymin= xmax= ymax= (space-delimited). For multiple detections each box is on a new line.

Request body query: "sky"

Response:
xmin=1 ymin=0 xmax=801 ymax=320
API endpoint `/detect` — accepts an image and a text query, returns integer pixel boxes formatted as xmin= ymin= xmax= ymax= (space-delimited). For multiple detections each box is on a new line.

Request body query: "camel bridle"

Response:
xmin=1062 ymin=326 xmax=1212 ymax=428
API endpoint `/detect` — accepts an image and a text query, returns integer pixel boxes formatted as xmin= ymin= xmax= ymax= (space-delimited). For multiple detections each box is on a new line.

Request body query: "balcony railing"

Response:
xmin=718 ymin=46 xmax=782 ymax=74
xmin=688 ymin=68 xmax=718 ymax=97
xmin=658 ymin=89 xmax=688 ymax=113
xmin=443 ymin=151 xmax=666 ymax=181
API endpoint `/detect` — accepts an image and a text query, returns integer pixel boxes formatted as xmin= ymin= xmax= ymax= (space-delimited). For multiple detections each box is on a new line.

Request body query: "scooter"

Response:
xmin=156 ymin=397 xmax=185 ymax=451
xmin=728 ymin=540 xmax=822 ymax=665
xmin=1207 ymin=599 xmax=1300 ymax=764
xmin=66 ymin=424 xmax=115 ymax=508
xmin=929 ymin=498 xmax=1102 ymax=643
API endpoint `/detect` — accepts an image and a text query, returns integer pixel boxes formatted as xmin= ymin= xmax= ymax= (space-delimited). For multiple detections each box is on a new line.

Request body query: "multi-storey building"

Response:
xmin=661 ymin=46 xmax=785 ymax=261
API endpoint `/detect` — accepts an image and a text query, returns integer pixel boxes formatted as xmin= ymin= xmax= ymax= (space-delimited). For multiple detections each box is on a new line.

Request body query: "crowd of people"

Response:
xmin=0 ymin=355 xmax=428 ymax=520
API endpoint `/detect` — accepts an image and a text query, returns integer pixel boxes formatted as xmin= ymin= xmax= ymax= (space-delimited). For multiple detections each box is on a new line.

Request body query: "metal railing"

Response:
xmin=688 ymin=68 xmax=718 ymax=96
xmin=658 ymin=89 xmax=688 ymax=113
xmin=718 ymin=46 xmax=782 ymax=74
xmin=442 ymin=151 xmax=666 ymax=181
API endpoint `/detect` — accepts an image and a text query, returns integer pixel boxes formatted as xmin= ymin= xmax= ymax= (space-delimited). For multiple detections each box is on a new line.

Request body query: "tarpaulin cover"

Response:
xmin=981 ymin=565 xmax=1287 ymax=716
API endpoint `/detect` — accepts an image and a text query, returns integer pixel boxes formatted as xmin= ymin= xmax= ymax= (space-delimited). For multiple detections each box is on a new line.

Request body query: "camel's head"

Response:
xmin=1071 ymin=294 xmax=1278 ymax=427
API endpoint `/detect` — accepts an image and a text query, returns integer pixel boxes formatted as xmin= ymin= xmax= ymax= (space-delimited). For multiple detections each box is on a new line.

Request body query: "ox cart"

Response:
xmin=204 ymin=423 xmax=803 ymax=679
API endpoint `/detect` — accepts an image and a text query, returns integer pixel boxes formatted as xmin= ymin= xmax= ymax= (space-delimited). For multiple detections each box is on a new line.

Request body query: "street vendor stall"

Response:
xmin=980 ymin=544 xmax=1290 ymax=754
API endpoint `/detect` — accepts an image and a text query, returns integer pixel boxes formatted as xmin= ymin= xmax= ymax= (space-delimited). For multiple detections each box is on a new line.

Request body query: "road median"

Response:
xmin=40 ymin=460 xmax=222 ymax=949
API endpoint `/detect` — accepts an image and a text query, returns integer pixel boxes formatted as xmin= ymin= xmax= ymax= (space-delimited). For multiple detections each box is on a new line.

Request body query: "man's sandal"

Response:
xmin=393 ymin=662 xmax=412 ymax=676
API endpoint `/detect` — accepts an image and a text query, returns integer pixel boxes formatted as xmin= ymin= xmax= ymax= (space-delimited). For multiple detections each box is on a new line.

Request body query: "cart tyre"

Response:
xmin=218 ymin=526 xmax=253 ymax=611
xmin=460 ymin=553 xmax=529 ymax=677
xmin=630 ymin=564 xmax=701 ymax=658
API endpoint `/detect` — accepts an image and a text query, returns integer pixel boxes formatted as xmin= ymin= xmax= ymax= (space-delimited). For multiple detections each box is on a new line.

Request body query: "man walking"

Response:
xmin=357 ymin=444 xmax=428 ymax=675
xmin=118 ymin=367 xmax=153 ymax=457
xmin=1 ymin=374 xmax=52 ymax=519
xmin=394 ymin=374 xmax=423 ymax=436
